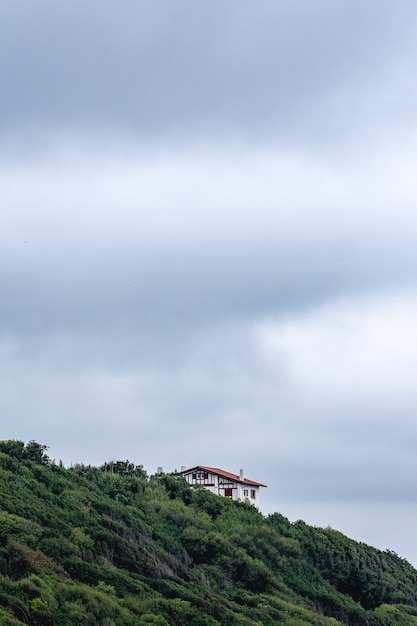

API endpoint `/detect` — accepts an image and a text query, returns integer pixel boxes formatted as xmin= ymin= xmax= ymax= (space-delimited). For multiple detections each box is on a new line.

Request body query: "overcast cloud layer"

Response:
xmin=2 ymin=1 xmax=417 ymax=565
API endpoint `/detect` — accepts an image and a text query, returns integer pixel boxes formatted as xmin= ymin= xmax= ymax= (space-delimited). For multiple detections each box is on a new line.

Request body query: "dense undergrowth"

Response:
xmin=0 ymin=440 xmax=416 ymax=625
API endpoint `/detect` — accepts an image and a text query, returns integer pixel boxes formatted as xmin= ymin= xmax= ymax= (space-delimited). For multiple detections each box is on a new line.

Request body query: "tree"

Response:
xmin=24 ymin=441 xmax=50 ymax=465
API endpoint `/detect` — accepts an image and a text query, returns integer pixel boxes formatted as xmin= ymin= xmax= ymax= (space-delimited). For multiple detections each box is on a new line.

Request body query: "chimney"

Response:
xmin=157 ymin=466 xmax=164 ymax=474
xmin=239 ymin=469 xmax=244 ymax=481
xmin=180 ymin=466 xmax=186 ymax=473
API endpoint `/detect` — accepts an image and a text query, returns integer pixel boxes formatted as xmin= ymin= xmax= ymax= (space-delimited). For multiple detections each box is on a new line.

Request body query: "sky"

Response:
xmin=2 ymin=0 xmax=417 ymax=564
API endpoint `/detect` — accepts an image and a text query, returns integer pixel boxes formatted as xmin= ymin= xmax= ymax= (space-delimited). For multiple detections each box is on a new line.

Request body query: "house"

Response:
xmin=178 ymin=466 xmax=266 ymax=508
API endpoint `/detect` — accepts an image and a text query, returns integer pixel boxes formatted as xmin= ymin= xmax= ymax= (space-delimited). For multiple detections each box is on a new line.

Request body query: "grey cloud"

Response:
xmin=0 ymin=234 xmax=381 ymax=338
xmin=2 ymin=212 xmax=416 ymax=343
xmin=1 ymin=1 xmax=417 ymax=149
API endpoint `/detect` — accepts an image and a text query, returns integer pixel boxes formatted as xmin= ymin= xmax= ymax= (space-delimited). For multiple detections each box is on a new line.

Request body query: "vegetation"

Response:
xmin=0 ymin=440 xmax=416 ymax=625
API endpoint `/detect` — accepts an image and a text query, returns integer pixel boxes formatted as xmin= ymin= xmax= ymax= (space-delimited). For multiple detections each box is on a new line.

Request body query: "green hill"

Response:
xmin=0 ymin=440 xmax=416 ymax=625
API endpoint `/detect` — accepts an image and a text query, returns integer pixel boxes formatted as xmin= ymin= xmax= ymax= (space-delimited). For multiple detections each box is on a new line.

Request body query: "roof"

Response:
xmin=179 ymin=465 xmax=266 ymax=487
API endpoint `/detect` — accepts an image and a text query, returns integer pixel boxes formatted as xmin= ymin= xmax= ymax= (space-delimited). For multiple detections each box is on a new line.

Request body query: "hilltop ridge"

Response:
xmin=0 ymin=440 xmax=416 ymax=625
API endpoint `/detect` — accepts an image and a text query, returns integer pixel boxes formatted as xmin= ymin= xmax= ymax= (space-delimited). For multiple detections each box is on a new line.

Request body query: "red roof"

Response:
xmin=180 ymin=465 xmax=266 ymax=487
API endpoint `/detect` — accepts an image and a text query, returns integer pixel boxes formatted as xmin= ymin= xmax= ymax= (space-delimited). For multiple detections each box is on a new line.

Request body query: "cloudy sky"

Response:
xmin=2 ymin=1 xmax=417 ymax=564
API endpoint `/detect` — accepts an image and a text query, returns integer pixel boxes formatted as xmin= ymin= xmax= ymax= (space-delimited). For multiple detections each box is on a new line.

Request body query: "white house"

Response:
xmin=178 ymin=466 xmax=266 ymax=508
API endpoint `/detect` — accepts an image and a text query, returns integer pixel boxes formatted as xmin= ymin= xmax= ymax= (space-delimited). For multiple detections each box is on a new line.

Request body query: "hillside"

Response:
xmin=0 ymin=441 xmax=417 ymax=625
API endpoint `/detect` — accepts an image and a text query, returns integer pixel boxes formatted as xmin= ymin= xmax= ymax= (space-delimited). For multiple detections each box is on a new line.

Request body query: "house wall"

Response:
xmin=237 ymin=484 xmax=259 ymax=506
xmin=183 ymin=469 xmax=219 ymax=495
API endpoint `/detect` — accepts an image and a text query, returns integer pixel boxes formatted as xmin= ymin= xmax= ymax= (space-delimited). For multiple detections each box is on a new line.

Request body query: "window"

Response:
xmin=251 ymin=490 xmax=256 ymax=499
xmin=192 ymin=471 xmax=210 ymax=484
xmin=243 ymin=489 xmax=248 ymax=497
xmin=224 ymin=488 xmax=233 ymax=497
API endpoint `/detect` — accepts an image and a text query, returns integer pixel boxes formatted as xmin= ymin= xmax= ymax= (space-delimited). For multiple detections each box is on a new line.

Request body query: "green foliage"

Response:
xmin=0 ymin=440 xmax=416 ymax=625
xmin=139 ymin=615 xmax=170 ymax=625
xmin=29 ymin=597 xmax=50 ymax=624
xmin=0 ymin=440 xmax=50 ymax=465
xmin=154 ymin=473 xmax=192 ymax=504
